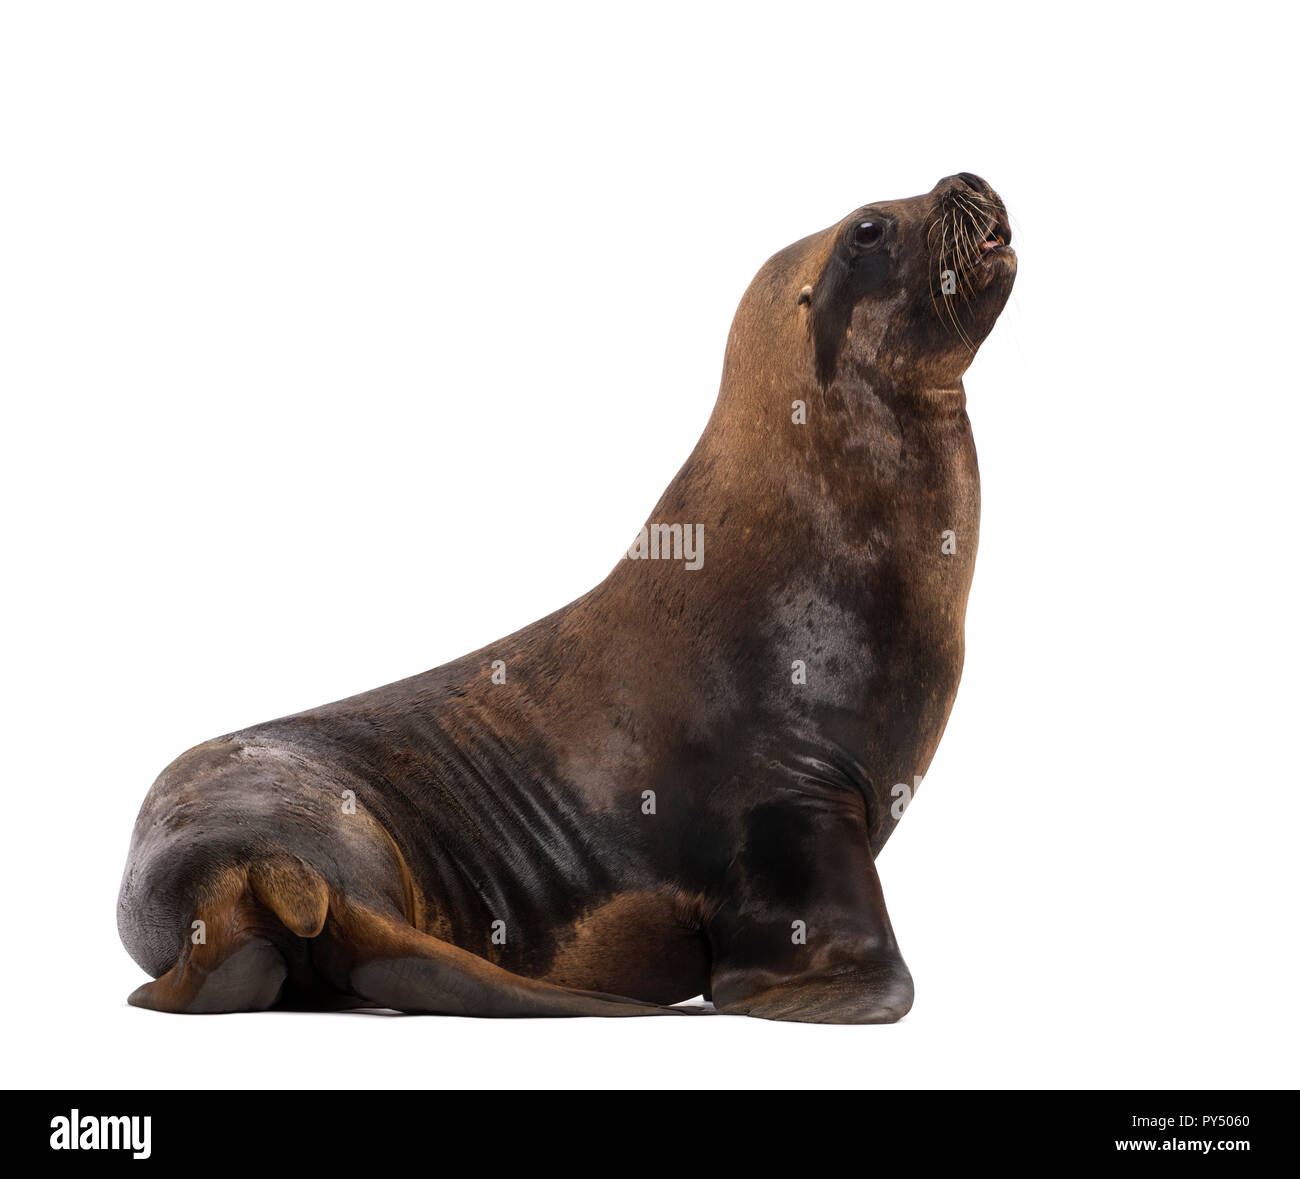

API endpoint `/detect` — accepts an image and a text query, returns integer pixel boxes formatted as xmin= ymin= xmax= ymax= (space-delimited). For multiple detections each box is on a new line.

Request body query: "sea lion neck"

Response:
xmin=702 ymin=359 xmax=975 ymax=488
xmin=864 ymin=378 xmax=970 ymax=422
xmin=607 ymin=361 xmax=979 ymax=594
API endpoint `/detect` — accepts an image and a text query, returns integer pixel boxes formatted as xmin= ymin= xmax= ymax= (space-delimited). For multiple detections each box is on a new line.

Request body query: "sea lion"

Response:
xmin=118 ymin=172 xmax=1016 ymax=1022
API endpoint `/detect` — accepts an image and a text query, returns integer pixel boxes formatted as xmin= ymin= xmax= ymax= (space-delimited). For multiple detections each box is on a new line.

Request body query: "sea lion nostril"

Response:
xmin=955 ymin=172 xmax=988 ymax=193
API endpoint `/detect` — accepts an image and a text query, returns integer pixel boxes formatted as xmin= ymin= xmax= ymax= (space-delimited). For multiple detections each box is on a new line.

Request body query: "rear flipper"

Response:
xmin=127 ymin=858 xmax=327 ymax=1014
xmin=128 ymin=939 xmax=289 ymax=1014
xmin=127 ymin=858 xmax=686 ymax=1017
xmin=334 ymin=905 xmax=683 ymax=1017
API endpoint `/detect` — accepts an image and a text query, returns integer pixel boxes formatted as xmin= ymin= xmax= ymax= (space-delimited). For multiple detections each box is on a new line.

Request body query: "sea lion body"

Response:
xmin=119 ymin=173 xmax=1015 ymax=1021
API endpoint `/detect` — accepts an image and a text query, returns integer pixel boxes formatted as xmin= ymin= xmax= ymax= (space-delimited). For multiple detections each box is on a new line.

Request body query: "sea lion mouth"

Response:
xmin=928 ymin=186 xmax=1012 ymax=282
xmin=979 ymin=213 xmax=1012 ymax=257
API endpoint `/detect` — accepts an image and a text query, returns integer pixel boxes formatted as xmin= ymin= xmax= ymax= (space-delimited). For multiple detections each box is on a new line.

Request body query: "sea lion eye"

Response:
xmin=853 ymin=221 xmax=884 ymax=248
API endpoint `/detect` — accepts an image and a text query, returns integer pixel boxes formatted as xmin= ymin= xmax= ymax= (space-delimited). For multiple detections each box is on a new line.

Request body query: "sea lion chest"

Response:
xmin=821 ymin=405 xmax=981 ymax=840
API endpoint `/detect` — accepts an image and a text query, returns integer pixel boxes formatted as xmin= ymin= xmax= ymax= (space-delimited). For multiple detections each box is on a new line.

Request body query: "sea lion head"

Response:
xmin=781 ymin=173 xmax=1017 ymax=392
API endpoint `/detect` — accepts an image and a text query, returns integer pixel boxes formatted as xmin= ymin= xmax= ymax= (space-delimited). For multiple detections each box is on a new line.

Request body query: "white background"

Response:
xmin=2 ymin=2 xmax=1295 ymax=1089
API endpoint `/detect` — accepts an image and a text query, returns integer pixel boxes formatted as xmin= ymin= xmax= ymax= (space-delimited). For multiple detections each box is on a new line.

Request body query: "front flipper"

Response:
xmin=708 ymin=786 xmax=914 ymax=1024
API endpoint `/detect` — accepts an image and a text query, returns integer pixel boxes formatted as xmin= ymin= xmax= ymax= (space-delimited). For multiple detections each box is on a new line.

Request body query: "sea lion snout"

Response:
xmin=933 ymin=173 xmax=1013 ymax=250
